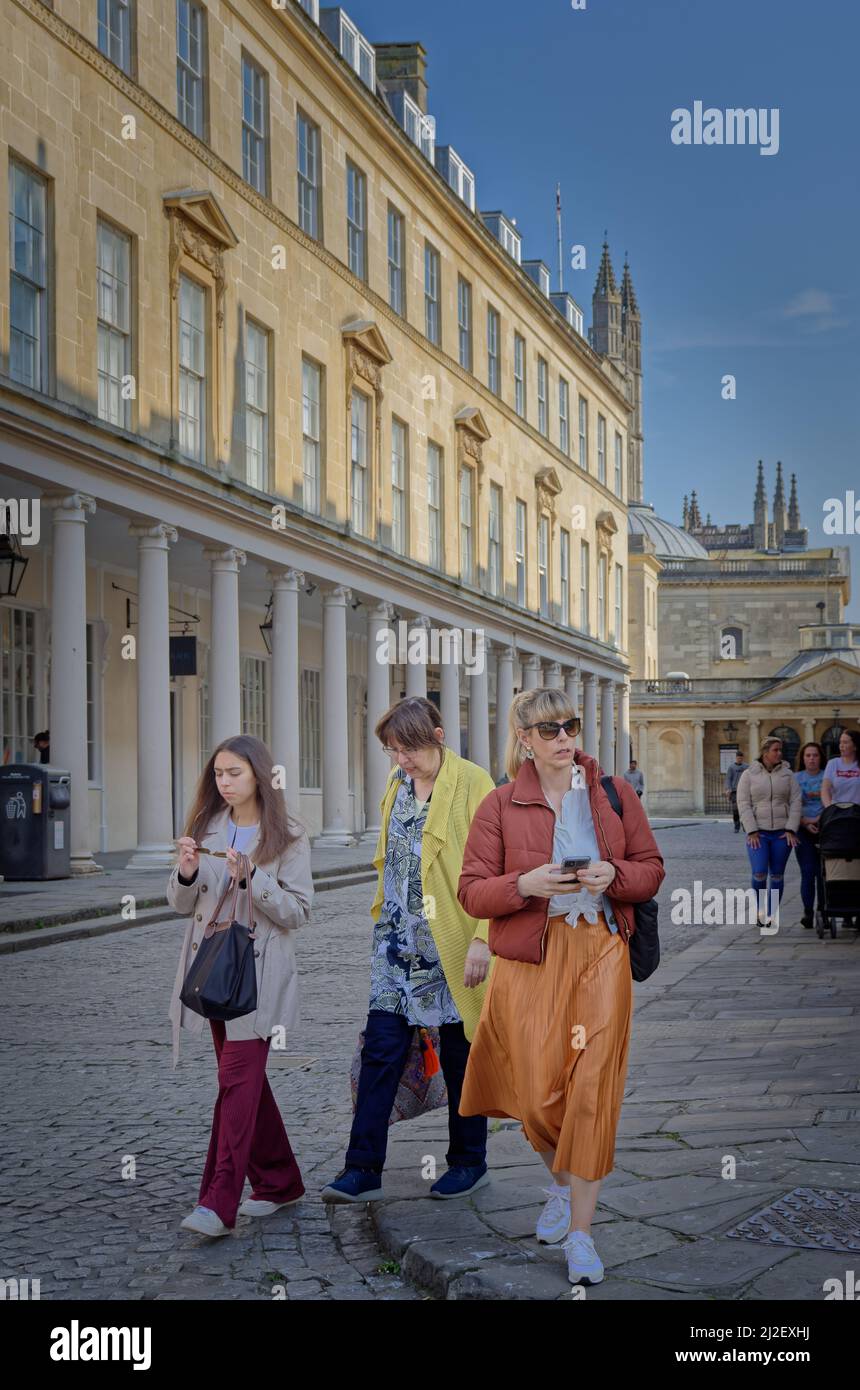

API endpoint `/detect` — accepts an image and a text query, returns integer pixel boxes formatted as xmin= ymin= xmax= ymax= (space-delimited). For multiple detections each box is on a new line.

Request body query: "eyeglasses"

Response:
xmin=524 ymin=718 xmax=581 ymax=741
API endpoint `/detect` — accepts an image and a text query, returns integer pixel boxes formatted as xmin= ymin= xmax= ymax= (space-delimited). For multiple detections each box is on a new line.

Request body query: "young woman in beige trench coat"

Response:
xmin=166 ymin=734 xmax=313 ymax=1237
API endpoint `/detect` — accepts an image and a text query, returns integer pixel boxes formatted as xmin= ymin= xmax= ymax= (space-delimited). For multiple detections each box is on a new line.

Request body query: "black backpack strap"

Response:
xmin=601 ymin=775 xmax=623 ymax=819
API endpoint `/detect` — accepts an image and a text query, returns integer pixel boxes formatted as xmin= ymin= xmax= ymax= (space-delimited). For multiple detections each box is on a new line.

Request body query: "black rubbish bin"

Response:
xmin=0 ymin=763 xmax=71 ymax=879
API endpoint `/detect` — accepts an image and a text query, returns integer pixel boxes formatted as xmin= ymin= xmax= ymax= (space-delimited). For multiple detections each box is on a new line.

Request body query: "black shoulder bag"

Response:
xmin=600 ymin=776 xmax=660 ymax=983
xmin=180 ymin=852 xmax=259 ymax=1020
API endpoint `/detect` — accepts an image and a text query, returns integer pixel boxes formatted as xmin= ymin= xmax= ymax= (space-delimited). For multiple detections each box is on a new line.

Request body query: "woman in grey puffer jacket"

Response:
xmin=737 ymin=738 xmax=801 ymax=924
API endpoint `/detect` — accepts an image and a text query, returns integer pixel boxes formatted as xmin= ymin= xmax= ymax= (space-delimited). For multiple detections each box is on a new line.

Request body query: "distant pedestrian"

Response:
xmin=737 ymin=738 xmax=801 ymax=926
xmin=794 ymin=742 xmax=824 ymax=929
xmin=167 ymin=734 xmax=313 ymax=1238
xmin=725 ymin=751 xmax=748 ymax=832
xmin=322 ymin=697 xmax=494 ymax=1205
xmin=821 ymin=730 xmax=860 ymax=808
xmin=33 ymin=731 xmax=50 ymax=765
xmin=623 ymin=760 xmax=644 ymax=797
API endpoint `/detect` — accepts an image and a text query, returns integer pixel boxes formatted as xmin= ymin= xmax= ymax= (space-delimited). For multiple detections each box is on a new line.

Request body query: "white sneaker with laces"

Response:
xmin=536 ymin=1181 xmax=571 ymax=1244
xmin=564 ymin=1228 xmax=604 ymax=1285
xmin=179 ymin=1205 xmax=229 ymax=1238
xmin=238 ymin=1197 xmax=302 ymax=1218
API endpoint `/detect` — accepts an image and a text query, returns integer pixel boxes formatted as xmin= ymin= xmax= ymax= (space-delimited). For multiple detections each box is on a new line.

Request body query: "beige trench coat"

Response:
xmin=166 ymin=807 xmax=313 ymax=1067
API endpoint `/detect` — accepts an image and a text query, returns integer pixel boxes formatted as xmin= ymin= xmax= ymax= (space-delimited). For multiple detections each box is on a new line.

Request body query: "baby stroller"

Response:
xmin=815 ymin=803 xmax=860 ymax=938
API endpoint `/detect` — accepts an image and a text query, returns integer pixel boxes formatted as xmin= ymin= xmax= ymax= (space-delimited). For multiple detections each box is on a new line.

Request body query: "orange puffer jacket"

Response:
xmin=457 ymin=750 xmax=665 ymax=964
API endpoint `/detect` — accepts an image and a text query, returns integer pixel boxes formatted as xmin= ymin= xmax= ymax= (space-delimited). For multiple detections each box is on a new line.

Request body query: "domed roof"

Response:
xmin=628 ymin=503 xmax=709 ymax=561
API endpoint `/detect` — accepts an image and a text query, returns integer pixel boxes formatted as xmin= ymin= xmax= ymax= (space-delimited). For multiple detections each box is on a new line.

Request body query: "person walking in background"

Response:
xmin=623 ymin=760 xmax=644 ymax=798
xmin=32 ymin=731 xmax=50 ymax=764
xmin=794 ymin=742 xmax=825 ymax=929
xmin=821 ymin=730 xmax=860 ymax=807
xmin=168 ymin=734 xmax=313 ymax=1238
xmin=737 ymin=738 xmax=801 ymax=927
xmin=725 ymin=750 xmax=748 ymax=832
xmin=457 ymin=688 xmax=664 ymax=1287
xmin=322 ymin=696 xmax=495 ymax=1205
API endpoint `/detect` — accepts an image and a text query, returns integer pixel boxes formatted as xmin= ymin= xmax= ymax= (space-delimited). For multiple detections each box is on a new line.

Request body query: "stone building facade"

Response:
xmin=0 ymin=0 xmax=640 ymax=868
xmin=627 ymin=463 xmax=855 ymax=815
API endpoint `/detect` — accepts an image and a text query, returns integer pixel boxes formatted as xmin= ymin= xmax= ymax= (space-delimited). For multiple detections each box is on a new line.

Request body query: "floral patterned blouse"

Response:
xmin=368 ymin=770 xmax=461 ymax=1026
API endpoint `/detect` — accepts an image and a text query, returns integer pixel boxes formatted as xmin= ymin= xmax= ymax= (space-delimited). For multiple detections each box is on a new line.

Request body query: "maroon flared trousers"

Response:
xmin=198 ymin=1020 xmax=304 ymax=1227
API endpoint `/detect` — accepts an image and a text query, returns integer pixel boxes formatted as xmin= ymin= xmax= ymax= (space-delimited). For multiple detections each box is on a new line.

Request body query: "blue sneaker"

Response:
xmin=320 ymin=1167 xmax=384 ymax=1203
xmin=429 ymin=1164 xmax=489 ymax=1199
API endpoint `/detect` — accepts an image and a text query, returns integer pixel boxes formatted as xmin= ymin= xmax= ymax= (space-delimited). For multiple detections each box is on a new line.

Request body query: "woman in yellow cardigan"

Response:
xmin=322 ymin=696 xmax=494 ymax=1203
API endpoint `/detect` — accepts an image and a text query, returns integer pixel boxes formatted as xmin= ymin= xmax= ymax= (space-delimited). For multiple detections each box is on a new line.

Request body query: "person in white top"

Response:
xmin=821 ymin=730 xmax=860 ymax=808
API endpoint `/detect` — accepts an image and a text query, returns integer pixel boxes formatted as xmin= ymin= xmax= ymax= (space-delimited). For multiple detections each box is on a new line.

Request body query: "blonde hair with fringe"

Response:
xmin=505 ymin=686 xmax=578 ymax=781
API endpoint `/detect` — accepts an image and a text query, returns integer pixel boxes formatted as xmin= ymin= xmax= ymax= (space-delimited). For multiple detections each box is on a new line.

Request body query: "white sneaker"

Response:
xmin=564 ymin=1228 xmax=604 ymax=1285
xmin=179 ymin=1205 xmax=229 ymax=1237
xmin=536 ymin=1182 xmax=571 ymax=1244
xmin=238 ymin=1196 xmax=303 ymax=1218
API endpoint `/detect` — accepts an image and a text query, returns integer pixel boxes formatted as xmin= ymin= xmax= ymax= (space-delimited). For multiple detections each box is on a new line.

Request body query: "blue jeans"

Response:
xmin=795 ymin=828 xmax=819 ymax=912
xmin=747 ymin=829 xmax=793 ymax=904
xmin=345 ymin=1010 xmax=487 ymax=1172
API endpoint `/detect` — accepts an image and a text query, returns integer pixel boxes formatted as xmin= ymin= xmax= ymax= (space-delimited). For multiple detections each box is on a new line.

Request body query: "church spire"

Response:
xmin=594 ymin=237 xmax=618 ymax=298
xmin=773 ymin=460 xmax=787 ymax=549
xmin=621 ymin=257 xmax=639 ymax=317
xmin=753 ymin=460 xmax=768 ymax=550
xmin=788 ymin=472 xmax=801 ymax=531
xmin=682 ymin=494 xmax=689 ymax=529
xmin=688 ymin=490 xmax=702 ymax=529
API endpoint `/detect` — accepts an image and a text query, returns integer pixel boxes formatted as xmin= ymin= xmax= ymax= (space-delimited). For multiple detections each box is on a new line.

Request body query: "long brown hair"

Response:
xmin=795 ymin=741 xmax=824 ymax=772
xmin=505 ymin=687 xmax=577 ymax=781
xmin=183 ymin=735 xmax=302 ymax=864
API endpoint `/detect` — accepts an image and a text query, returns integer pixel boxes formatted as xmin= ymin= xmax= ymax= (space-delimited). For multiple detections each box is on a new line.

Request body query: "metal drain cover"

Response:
xmin=725 ymin=1187 xmax=860 ymax=1251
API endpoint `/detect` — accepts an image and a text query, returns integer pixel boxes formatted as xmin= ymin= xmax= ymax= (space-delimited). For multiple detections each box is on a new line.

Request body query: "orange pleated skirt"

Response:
xmin=459 ymin=912 xmax=633 ymax=1181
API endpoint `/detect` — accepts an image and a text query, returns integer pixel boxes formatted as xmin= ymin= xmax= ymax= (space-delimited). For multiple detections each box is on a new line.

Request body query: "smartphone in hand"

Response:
xmin=560 ymin=857 xmax=590 ymax=878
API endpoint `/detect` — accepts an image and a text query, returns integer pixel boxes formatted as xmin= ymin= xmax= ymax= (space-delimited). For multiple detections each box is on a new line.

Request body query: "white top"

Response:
xmin=822 ymin=758 xmax=860 ymax=807
xmin=219 ymin=819 xmax=259 ymax=893
xmin=545 ymin=764 xmax=618 ymax=932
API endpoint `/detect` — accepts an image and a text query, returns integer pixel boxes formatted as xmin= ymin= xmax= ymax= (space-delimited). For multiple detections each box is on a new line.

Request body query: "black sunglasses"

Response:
xmin=525 ymin=718 xmax=581 ymax=741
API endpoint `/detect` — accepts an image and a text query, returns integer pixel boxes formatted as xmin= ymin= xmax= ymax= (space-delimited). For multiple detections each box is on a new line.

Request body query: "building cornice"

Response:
xmin=12 ymin=0 xmax=633 ymax=421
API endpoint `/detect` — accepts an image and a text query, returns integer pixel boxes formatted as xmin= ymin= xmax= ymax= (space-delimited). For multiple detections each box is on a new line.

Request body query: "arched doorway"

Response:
xmin=769 ymin=724 xmax=800 ymax=769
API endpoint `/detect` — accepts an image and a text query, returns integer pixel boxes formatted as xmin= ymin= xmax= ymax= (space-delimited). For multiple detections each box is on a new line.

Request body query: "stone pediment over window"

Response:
xmin=536 ymin=465 xmax=563 ymax=517
xmin=343 ymin=319 xmax=393 ymax=369
xmin=164 ymin=190 xmax=239 ymax=327
xmin=454 ymin=407 xmax=491 ymax=475
xmin=164 ymin=190 xmax=240 ymax=249
xmin=596 ymin=508 xmax=619 ymax=554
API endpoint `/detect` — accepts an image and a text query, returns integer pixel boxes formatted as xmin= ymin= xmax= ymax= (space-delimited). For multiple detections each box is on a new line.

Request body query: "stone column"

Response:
xmin=405 ymin=614 xmax=431 ymax=698
xmin=495 ymin=645 xmax=515 ymax=778
xmin=268 ymin=568 xmax=304 ymax=812
xmin=565 ymin=667 xmax=581 ymax=745
xmin=582 ymin=672 xmax=598 ymax=757
xmin=692 ymin=719 xmax=705 ymax=814
xmin=747 ymin=718 xmax=761 ymax=764
xmin=204 ymin=546 xmax=246 ymax=746
xmin=521 ymin=653 xmax=542 ymax=690
xmin=44 ymin=492 xmax=100 ymax=874
xmin=544 ymin=661 xmax=564 ymax=689
xmin=127 ymin=522 xmax=178 ymax=868
xmin=599 ymin=678 xmax=615 ymax=770
xmin=364 ymin=599 xmax=395 ymax=841
xmin=467 ymin=630 xmax=490 ymax=771
xmin=636 ymin=721 xmax=650 ymax=807
xmin=803 ymin=718 xmax=816 ymax=745
xmin=439 ymin=638 xmax=461 ymax=756
xmin=615 ymin=680 xmax=631 ymax=775
xmin=317 ymin=584 xmax=355 ymax=846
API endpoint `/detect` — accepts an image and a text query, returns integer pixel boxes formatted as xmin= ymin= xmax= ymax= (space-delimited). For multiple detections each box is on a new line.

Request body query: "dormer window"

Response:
xmin=435 ymin=146 xmax=476 ymax=210
xmin=298 ymin=0 xmax=319 ymax=21
xmin=320 ymin=8 xmax=375 ymax=89
xmin=387 ymin=90 xmax=435 ymax=161
xmin=481 ymin=211 xmax=521 ymax=264
xmin=524 ymin=260 xmax=551 ymax=297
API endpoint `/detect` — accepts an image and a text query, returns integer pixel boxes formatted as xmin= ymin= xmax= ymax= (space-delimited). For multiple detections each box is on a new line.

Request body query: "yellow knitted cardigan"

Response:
xmin=370 ymin=747 xmax=495 ymax=1041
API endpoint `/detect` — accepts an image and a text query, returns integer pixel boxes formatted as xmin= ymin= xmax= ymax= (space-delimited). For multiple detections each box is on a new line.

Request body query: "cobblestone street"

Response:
xmin=1 ymin=819 xmax=858 ymax=1301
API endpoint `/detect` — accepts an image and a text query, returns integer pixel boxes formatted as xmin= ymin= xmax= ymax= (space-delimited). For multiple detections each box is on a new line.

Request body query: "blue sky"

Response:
xmin=352 ymin=0 xmax=860 ymax=614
